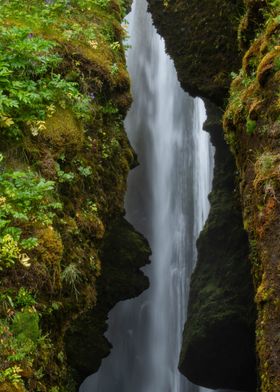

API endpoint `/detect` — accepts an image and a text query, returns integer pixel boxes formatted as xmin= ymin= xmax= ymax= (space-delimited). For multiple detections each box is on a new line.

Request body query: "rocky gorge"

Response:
xmin=0 ymin=0 xmax=279 ymax=391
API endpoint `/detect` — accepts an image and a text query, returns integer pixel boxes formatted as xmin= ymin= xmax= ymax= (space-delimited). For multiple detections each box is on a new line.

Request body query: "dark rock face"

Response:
xmin=146 ymin=1 xmax=258 ymax=390
xmin=223 ymin=2 xmax=280 ymax=389
xmin=147 ymin=0 xmax=243 ymax=107
xmin=64 ymin=217 xmax=150 ymax=384
xmin=179 ymin=102 xmax=256 ymax=391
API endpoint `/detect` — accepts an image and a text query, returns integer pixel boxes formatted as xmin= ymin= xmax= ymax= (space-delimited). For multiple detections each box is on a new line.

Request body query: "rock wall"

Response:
xmin=147 ymin=0 xmax=266 ymax=390
xmin=148 ymin=0 xmax=243 ymax=106
xmin=224 ymin=2 xmax=280 ymax=390
xmin=65 ymin=217 xmax=150 ymax=384
xmin=179 ymin=101 xmax=256 ymax=391
xmin=0 ymin=1 xmax=150 ymax=391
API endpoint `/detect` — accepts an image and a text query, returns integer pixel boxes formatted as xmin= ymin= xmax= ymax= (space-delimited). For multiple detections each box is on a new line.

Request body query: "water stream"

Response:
xmin=80 ymin=0 xmax=214 ymax=390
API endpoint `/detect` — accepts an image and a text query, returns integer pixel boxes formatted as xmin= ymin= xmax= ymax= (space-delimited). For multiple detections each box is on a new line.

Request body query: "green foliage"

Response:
xmin=62 ymin=22 xmax=97 ymax=42
xmin=0 ymin=168 xmax=62 ymax=270
xmin=0 ymin=365 xmax=23 ymax=385
xmin=0 ymin=0 xmax=130 ymax=390
xmin=110 ymin=62 xmax=119 ymax=75
xmin=0 ymin=169 xmax=61 ymax=225
xmin=0 ymin=306 xmax=41 ymax=385
xmin=270 ymin=0 xmax=280 ymax=8
xmin=92 ymin=0 xmax=110 ymax=9
xmin=87 ymin=200 xmax=98 ymax=213
xmin=274 ymin=56 xmax=280 ymax=71
xmin=15 ymin=288 xmax=36 ymax=308
xmin=0 ymin=25 xmax=90 ymax=138
xmin=55 ymin=163 xmax=75 ymax=183
xmin=0 ymin=235 xmax=20 ymax=269
xmin=110 ymin=41 xmax=121 ymax=52
xmin=78 ymin=165 xmax=93 ymax=177
xmin=246 ymin=118 xmax=257 ymax=134
xmin=101 ymin=102 xmax=119 ymax=115
xmin=259 ymin=154 xmax=275 ymax=172
xmin=11 ymin=309 xmax=40 ymax=343
xmin=50 ymin=387 xmax=60 ymax=392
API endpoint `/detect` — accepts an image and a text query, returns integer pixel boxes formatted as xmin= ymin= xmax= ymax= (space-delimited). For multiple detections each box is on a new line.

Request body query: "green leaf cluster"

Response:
xmin=0 ymin=169 xmax=62 ymax=270
xmin=0 ymin=25 xmax=90 ymax=138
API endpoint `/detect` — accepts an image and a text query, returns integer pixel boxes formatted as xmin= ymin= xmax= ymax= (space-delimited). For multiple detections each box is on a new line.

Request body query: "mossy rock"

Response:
xmin=179 ymin=104 xmax=256 ymax=391
xmin=257 ymin=49 xmax=280 ymax=86
xmin=40 ymin=109 xmax=84 ymax=153
xmin=64 ymin=217 xmax=151 ymax=384
xmin=147 ymin=0 xmax=243 ymax=106
xmin=35 ymin=227 xmax=63 ymax=292
xmin=0 ymin=383 xmax=26 ymax=392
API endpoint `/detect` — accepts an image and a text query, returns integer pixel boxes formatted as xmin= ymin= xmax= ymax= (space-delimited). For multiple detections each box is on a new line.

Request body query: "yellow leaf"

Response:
xmin=2 ymin=116 xmax=14 ymax=127
xmin=19 ymin=253 xmax=31 ymax=268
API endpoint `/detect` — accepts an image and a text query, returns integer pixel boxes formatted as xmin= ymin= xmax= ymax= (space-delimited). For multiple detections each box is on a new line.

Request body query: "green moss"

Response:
xmin=148 ymin=0 xmax=243 ymax=106
xmin=246 ymin=117 xmax=257 ymax=134
xmin=0 ymin=383 xmax=26 ymax=392
xmin=223 ymin=1 xmax=280 ymax=390
xmin=178 ymin=102 xmax=256 ymax=390
xmin=41 ymin=109 xmax=84 ymax=153
xmin=0 ymin=0 xmax=143 ymax=390
xmin=65 ymin=217 xmax=151 ymax=383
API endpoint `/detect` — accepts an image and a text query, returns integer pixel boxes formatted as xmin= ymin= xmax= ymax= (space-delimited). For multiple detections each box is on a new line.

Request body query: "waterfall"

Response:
xmin=80 ymin=0 xmax=214 ymax=391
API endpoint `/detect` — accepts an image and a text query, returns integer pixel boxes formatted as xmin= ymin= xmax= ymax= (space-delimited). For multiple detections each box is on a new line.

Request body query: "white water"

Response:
xmin=80 ymin=0 xmax=214 ymax=391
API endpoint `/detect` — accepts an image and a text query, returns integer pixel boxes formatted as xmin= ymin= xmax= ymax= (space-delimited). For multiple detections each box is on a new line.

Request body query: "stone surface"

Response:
xmin=65 ymin=217 xmax=150 ymax=384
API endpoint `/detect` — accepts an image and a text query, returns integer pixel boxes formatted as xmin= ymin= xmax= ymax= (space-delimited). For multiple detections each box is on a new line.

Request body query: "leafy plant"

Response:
xmin=15 ymin=288 xmax=36 ymax=308
xmin=0 ymin=25 xmax=90 ymax=138
xmin=92 ymin=0 xmax=110 ymax=10
xmin=0 ymin=306 xmax=41 ymax=386
xmin=110 ymin=62 xmax=119 ymax=75
xmin=274 ymin=55 xmax=280 ymax=71
xmin=0 ymin=365 xmax=23 ymax=385
xmin=78 ymin=165 xmax=92 ymax=177
xmin=0 ymin=168 xmax=62 ymax=270
xmin=55 ymin=163 xmax=75 ymax=183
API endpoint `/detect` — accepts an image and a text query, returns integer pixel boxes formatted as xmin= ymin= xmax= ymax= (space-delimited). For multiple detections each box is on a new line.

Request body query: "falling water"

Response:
xmin=80 ymin=0 xmax=214 ymax=391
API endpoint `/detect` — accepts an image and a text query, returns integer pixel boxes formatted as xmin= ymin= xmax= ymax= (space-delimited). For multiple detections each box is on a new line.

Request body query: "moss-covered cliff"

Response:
xmin=0 ymin=1 xmax=149 ymax=391
xmin=147 ymin=0 xmax=280 ymax=391
xmin=179 ymin=102 xmax=256 ymax=391
xmin=148 ymin=0 xmax=243 ymax=106
xmin=224 ymin=1 xmax=280 ymax=390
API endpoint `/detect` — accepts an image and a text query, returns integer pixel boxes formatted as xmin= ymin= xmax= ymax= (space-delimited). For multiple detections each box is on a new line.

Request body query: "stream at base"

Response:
xmin=80 ymin=0 xmax=214 ymax=390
